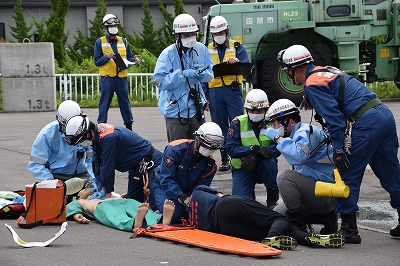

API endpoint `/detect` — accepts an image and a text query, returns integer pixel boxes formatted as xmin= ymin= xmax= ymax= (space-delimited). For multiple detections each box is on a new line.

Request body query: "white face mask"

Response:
xmin=181 ymin=36 xmax=197 ymax=48
xmin=81 ymin=140 xmax=92 ymax=147
xmin=214 ymin=35 xmax=226 ymax=45
xmin=276 ymin=126 xmax=285 ymax=137
xmin=248 ymin=113 xmax=265 ymax=122
xmin=198 ymin=146 xmax=215 ymax=157
xmin=108 ymin=27 xmax=118 ymax=35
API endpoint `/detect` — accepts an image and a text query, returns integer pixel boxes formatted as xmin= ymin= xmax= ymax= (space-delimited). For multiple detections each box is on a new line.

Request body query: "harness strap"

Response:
xmin=348 ymin=98 xmax=381 ymax=123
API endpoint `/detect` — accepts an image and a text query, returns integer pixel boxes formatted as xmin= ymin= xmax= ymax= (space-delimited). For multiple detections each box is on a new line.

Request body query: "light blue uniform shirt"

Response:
xmin=28 ymin=121 xmax=94 ymax=181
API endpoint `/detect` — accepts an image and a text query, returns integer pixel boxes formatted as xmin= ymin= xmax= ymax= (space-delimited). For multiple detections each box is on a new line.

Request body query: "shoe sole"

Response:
xmin=261 ymin=235 xmax=298 ymax=250
xmin=307 ymin=233 xmax=345 ymax=248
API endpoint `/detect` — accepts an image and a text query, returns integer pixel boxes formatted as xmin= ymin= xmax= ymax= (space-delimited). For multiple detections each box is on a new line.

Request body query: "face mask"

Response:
xmin=214 ymin=35 xmax=226 ymax=45
xmin=248 ymin=113 xmax=265 ymax=122
xmin=108 ymin=27 xmax=118 ymax=35
xmin=198 ymin=146 xmax=215 ymax=157
xmin=276 ymin=126 xmax=285 ymax=137
xmin=81 ymin=140 xmax=92 ymax=147
xmin=181 ymin=36 xmax=197 ymax=48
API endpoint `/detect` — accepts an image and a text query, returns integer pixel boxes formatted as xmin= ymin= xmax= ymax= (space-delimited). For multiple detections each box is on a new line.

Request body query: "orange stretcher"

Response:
xmin=132 ymin=224 xmax=282 ymax=257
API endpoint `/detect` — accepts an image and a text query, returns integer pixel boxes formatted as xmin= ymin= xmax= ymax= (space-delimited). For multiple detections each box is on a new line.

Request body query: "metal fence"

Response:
xmin=55 ymin=73 xmax=253 ymax=102
xmin=55 ymin=73 xmax=159 ymax=102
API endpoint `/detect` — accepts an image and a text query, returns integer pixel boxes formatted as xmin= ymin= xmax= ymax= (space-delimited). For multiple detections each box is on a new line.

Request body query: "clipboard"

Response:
xmin=212 ymin=62 xmax=253 ymax=78
xmin=114 ymin=53 xmax=137 ymax=72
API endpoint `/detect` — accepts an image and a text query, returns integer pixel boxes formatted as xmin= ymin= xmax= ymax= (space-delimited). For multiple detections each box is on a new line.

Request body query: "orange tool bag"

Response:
xmin=16 ymin=180 xmax=66 ymax=229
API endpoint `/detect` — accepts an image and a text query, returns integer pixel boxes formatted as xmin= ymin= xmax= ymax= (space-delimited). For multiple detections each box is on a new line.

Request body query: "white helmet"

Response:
xmin=209 ymin=16 xmax=229 ymax=33
xmin=56 ymin=100 xmax=82 ymax=132
xmin=267 ymin=99 xmax=299 ymax=123
xmin=193 ymin=122 xmax=224 ymax=150
xmin=172 ymin=14 xmax=199 ymax=34
xmin=277 ymin=44 xmax=314 ymax=70
xmin=244 ymin=89 xmax=269 ymax=109
xmin=102 ymin=14 xmax=120 ymax=26
xmin=63 ymin=115 xmax=90 ymax=146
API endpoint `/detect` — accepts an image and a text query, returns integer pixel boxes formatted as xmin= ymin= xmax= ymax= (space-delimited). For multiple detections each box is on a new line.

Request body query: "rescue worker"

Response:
xmin=94 ymin=14 xmax=135 ymax=130
xmin=151 ymin=122 xmax=224 ymax=224
xmin=28 ymin=100 xmax=96 ymax=203
xmin=264 ymin=99 xmax=337 ymax=234
xmin=188 ymin=185 xmax=345 ymax=249
xmin=277 ymin=44 xmax=400 ymax=242
xmin=153 ymin=13 xmax=214 ymax=142
xmin=62 ymin=115 xmax=162 ymax=207
xmin=226 ymin=89 xmax=279 ymax=208
xmin=206 ymin=16 xmax=249 ymax=171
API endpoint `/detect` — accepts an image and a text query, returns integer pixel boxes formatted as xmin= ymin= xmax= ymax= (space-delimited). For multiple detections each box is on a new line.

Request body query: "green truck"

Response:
xmin=202 ymin=0 xmax=400 ymax=105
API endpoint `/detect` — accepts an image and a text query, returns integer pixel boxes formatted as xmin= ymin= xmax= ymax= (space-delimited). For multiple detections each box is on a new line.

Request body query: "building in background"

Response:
xmin=0 ymin=0 xmax=233 ymax=44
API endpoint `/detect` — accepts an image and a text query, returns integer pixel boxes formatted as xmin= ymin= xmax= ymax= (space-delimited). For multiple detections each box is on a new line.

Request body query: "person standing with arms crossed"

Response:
xmin=94 ymin=14 xmax=136 ymax=130
xmin=206 ymin=16 xmax=249 ymax=172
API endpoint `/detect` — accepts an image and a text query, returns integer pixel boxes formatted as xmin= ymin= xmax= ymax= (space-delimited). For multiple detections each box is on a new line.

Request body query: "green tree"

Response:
xmin=68 ymin=0 xmax=106 ymax=64
xmin=173 ymin=0 xmax=186 ymax=16
xmin=9 ymin=0 xmax=34 ymax=42
xmin=130 ymin=0 xmax=165 ymax=57
xmin=157 ymin=0 xmax=175 ymax=48
xmin=31 ymin=0 xmax=70 ymax=67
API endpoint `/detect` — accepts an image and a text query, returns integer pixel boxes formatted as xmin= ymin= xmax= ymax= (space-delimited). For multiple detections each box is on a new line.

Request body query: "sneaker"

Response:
xmin=390 ymin=223 xmax=400 ymax=237
xmin=261 ymin=235 xmax=298 ymax=250
xmin=306 ymin=233 xmax=345 ymax=248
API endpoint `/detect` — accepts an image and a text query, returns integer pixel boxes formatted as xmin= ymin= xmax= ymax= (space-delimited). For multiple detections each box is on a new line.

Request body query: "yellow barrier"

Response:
xmin=315 ymin=168 xmax=350 ymax=198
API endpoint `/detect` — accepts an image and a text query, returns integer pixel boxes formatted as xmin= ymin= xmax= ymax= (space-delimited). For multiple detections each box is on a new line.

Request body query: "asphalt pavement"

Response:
xmin=0 ymin=102 xmax=399 ymax=266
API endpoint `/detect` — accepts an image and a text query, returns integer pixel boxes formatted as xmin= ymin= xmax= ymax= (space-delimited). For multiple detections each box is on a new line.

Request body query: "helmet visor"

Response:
xmin=104 ymin=18 xmax=120 ymax=26
xmin=199 ymin=134 xmax=224 ymax=150
xmin=62 ymin=133 xmax=83 ymax=146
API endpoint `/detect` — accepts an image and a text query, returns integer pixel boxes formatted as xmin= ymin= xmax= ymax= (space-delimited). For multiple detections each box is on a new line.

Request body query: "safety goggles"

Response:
xmin=104 ymin=18 xmax=120 ymax=26
xmin=199 ymin=134 xmax=224 ymax=150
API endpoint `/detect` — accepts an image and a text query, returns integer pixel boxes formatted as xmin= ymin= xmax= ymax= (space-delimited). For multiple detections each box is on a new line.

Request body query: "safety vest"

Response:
xmin=208 ymin=39 xmax=243 ymax=88
xmin=99 ymin=36 xmax=128 ymax=78
xmin=231 ymin=114 xmax=272 ymax=169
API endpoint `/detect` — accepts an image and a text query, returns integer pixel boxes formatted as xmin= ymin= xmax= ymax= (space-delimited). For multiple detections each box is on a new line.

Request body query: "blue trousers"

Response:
xmin=231 ymin=157 xmax=278 ymax=198
xmin=98 ymin=76 xmax=134 ymax=125
xmin=126 ymin=149 xmax=162 ymax=210
xmin=209 ymin=86 xmax=244 ymax=149
xmin=335 ymin=104 xmax=400 ymax=214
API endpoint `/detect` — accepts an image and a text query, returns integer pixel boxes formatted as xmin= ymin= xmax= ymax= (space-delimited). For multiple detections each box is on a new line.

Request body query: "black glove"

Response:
xmin=334 ymin=149 xmax=350 ymax=171
xmin=251 ymin=145 xmax=273 ymax=159
xmin=241 ymin=153 xmax=261 ymax=171
xmin=178 ymin=193 xmax=190 ymax=207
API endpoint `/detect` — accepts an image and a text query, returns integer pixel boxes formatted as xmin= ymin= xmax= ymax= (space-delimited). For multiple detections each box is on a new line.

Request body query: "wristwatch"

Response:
xmin=274 ymin=135 xmax=281 ymax=142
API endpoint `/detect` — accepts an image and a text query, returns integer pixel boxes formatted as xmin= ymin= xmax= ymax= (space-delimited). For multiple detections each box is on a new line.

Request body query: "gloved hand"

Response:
xmin=182 ymin=69 xmax=198 ymax=79
xmin=241 ymin=153 xmax=261 ymax=171
xmin=178 ymin=193 xmax=190 ymax=207
xmin=334 ymin=149 xmax=350 ymax=171
xmin=264 ymin=128 xmax=280 ymax=141
xmin=87 ymin=189 xmax=108 ymax=200
xmin=197 ymin=69 xmax=208 ymax=80
xmin=252 ymin=145 xmax=273 ymax=159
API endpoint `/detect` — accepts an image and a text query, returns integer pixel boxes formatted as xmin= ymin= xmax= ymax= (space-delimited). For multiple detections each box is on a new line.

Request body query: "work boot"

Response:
xmin=288 ymin=210 xmax=307 ymax=233
xmin=389 ymin=209 xmax=400 ymax=237
xmin=303 ymin=210 xmax=338 ymax=235
xmin=125 ymin=123 xmax=133 ymax=131
xmin=218 ymin=149 xmax=231 ymax=171
xmin=337 ymin=212 xmax=361 ymax=244
xmin=261 ymin=235 xmax=298 ymax=250
xmin=306 ymin=233 xmax=345 ymax=248
xmin=266 ymin=188 xmax=279 ymax=209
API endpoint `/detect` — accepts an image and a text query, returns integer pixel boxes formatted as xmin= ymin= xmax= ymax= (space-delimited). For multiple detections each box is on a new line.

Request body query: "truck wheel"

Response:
xmin=261 ymin=43 xmax=326 ymax=106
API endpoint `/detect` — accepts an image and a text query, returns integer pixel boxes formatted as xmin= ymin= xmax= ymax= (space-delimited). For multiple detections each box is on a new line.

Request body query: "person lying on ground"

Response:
xmin=66 ymin=189 xmax=175 ymax=231
xmin=187 ymin=185 xmax=345 ymax=250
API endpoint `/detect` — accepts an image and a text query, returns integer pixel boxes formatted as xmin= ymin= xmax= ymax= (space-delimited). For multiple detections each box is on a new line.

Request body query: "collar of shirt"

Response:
xmin=106 ymin=35 xmax=118 ymax=43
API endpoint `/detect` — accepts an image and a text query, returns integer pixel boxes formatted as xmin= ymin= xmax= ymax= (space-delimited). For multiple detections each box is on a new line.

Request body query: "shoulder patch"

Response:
xmin=164 ymin=155 xmax=175 ymax=167
xmin=228 ymin=128 xmax=234 ymax=139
